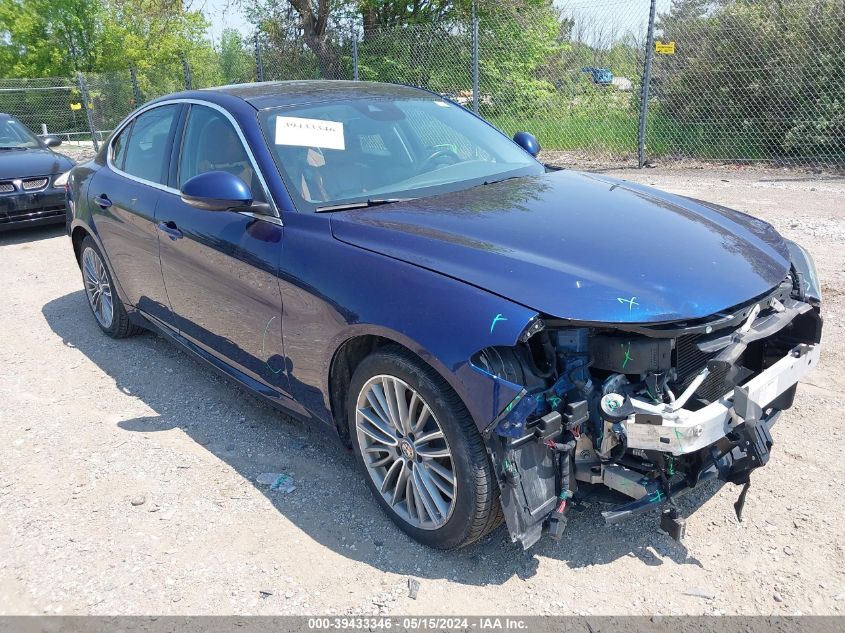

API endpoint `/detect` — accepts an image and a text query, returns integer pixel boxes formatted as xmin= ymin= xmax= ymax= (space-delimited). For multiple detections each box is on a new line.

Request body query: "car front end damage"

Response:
xmin=474 ymin=248 xmax=822 ymax=549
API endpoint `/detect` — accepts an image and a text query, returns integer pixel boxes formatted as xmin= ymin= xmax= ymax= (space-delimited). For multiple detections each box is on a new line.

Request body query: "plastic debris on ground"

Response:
xmin=256 ymin=472 xmax=296 ymax=493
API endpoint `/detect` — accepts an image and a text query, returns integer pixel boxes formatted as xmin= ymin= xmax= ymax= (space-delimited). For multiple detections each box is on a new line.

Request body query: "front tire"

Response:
xmin=79 ymin=236 xmax=142 ymax=338
xmin=347 ymin=347 xmax=502 ymax=549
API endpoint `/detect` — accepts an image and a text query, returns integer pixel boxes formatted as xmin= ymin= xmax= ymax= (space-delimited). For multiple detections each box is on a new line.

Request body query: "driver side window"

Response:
xmin=178 ymin=105 xmax=266 ymax=203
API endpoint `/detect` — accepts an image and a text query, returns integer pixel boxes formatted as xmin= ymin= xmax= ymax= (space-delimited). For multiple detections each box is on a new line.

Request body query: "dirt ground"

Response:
xmin=1 ymin=166 xmax=844 ymax=616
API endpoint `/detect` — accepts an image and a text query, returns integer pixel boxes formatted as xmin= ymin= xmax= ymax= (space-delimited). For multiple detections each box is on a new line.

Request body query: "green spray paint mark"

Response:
xmin=617 ymin=296 xmax=639 ymax=312
xmin=673 ymin=427 xmax=684 ymax=450
xmin=548 ymin=395 xmax=562 ymax=409
xmin=621 ymin=342 xmax=633 ymax=370
xmin=649 ymin=489 xmax=665 ymax=503
xmin=490 ymin=313 xmax=507 ymax=333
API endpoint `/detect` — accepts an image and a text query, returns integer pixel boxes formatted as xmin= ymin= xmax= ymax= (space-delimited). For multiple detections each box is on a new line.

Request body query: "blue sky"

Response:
xmin=200 ymin=0 xmax=252 ymax=43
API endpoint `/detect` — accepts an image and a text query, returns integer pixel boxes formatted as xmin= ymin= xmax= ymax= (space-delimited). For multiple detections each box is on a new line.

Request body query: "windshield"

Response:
xmin=258 ymin=96 xmax=543 ymax=211
xmin=0 ymin=118 xmax=42 ymax=149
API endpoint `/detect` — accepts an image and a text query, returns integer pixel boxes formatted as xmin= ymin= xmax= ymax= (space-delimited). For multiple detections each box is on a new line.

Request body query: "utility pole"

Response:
xmin=637 ymin=0 xmax=658 ymax=168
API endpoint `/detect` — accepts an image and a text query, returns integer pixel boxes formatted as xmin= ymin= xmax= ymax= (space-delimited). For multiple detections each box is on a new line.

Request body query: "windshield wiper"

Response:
xmin=315 ymin=198 xmax=414 ymax=212
xmin=482 ymin=175 xmax=523 ymax=186
xmin=0 ymin=146 xmax=28 ymax=151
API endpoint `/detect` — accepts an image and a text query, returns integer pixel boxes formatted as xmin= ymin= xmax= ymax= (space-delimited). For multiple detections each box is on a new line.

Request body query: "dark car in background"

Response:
xmin=0 ymin=113 xmax=74 ymax=231
xmin=65 ymin=81 xmax=821 ymax=550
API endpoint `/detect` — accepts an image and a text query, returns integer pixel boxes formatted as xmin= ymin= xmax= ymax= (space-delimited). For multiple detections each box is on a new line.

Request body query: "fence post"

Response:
xmin=352 ymin=31 xmax=359 ymax=81
xmin=181 ymin=55 xmax=193 ymax=90
xmin=637 ymin=0 xmax=657 ymax=168
xmin=76 ymin=72 xmax=99 ymax=152
xmin=254 ymin=33 xmax=265 ymax=82
xmin=129 ymin=66 xmax=143 ymax=106
xmin=471 ymin=1 xmax=480 ymax=114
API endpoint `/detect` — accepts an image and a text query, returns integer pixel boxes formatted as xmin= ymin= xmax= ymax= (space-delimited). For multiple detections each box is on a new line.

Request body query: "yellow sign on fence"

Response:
xmin=655 ymin=41 xmax=676 ymax=55
xmin=70 ymin=102 xmax=82 ymax=111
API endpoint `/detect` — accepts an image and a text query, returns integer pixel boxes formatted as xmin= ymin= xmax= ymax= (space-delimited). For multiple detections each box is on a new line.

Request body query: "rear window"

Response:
xmin=120 ymin=105 xmax=179 ymax=185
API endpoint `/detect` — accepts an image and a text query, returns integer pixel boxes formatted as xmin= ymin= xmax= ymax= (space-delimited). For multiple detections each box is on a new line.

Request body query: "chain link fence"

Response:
xmin=1 ymin=0 xmax=842 ymax=168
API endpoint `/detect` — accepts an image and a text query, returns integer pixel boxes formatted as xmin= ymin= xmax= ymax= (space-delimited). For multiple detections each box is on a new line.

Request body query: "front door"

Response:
xmin=156 ymin=103 xmax=290 ymax=398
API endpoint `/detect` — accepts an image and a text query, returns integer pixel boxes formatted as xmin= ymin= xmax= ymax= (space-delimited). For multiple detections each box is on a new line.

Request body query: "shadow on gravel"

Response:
xmin=0 ymin=223 xmax=65 ymax=246
xmin=44 ymin=290 xmax=711 ymax=586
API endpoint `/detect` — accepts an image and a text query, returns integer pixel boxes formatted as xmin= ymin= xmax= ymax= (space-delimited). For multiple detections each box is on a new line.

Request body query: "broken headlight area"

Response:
xmin=474 ymin=277 xmax=822 ymax=549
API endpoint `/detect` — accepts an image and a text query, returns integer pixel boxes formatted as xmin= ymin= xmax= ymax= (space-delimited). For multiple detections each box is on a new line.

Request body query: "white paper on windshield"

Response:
xmin=274 ymin=116 xmax=345 ymax=150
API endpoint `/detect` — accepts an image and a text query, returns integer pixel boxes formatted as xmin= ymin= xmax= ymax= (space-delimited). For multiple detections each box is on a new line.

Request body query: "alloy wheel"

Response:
xmin=81 ymin=247 xmax=114 ymax=329
xmin=355 ymin=375 xmax=457 ymax=530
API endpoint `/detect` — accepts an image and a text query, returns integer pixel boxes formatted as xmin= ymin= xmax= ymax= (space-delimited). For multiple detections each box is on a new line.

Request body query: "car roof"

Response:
xmin=158 ymin=81 xmax=435 ymax=111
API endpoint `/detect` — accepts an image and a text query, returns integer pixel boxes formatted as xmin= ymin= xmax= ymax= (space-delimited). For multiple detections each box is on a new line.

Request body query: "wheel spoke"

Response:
xmin=83 ymin=260 xmax=98 ymax=288
xmin=100 ymin=291 xmax=113 ymax=323
xmin=391 ymin=378 xmax=410 ymax=434
xmin=381 ymin=378 xmax=403 ymax=434
xmin=425 ymin=459 xmax=455 ymax=487
xmin=412 ymin=467 xmax=443 ymax=521
xmin=411 ymin=403 xmax=432 ymax=434
xmin=357 ymin=408 xmax=398 ymax=446
xmin=380 ymin=458 xmax=403 ymax=494
xmin=366 ymin=390 xmax=391 ymax=428
xmin=406 ymin=474 xmax=423 ymax=521
xmin=419 ymin=467 xmax=450 ymax=516
xmin=414 ymin=429 xmax=444 ymax=445
xmin=371 ymin=382 xmax=399 ymax=433
xmin=416 ymin=444 xmax=451 ymax=459
xmin=424 ymin=463 xmax=455 ymax=499
xmin=409 ymin=469 xmax=428 ymax=522
xmin=392 ymin=461 xmax=410 ymax=506
xmin=369 ymin=453 xmax=393 ymax=469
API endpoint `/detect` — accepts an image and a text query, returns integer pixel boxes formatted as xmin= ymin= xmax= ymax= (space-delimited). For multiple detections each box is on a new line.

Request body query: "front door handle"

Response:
xmin=157 ymin=221 xmax=183 ymax=241
xmin=94 ymin=194 xmax=112 ymax=209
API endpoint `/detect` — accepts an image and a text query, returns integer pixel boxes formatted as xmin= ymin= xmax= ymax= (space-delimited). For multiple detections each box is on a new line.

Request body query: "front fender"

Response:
xmin=324 ymin=287 xmax=538 ymax=431
xmin=278 ymin=212 xmax=538 ymax=431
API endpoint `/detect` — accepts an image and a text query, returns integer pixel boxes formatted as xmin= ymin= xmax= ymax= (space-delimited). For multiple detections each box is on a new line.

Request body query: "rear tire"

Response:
xmin=347 ymin=346 xmax=503 ymax=549
xmin=79 ymin=236 xmax=142 ymax=339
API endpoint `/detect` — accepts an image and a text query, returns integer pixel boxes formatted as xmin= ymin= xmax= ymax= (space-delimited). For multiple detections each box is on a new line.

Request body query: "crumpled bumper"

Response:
xmin=621 ymin=342 xmax=821 ymax=455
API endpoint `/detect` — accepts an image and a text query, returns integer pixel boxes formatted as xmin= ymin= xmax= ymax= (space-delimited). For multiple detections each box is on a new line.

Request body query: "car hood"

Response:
xmin=329 ymin=170 xmax=791 ymax=323
xmin=0 ymin=148 xmax=74 ymax=180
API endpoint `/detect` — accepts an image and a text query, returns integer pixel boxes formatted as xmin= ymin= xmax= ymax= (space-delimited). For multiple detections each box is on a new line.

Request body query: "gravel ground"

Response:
xmin=1 ymin=166 xmax=844 ymax=616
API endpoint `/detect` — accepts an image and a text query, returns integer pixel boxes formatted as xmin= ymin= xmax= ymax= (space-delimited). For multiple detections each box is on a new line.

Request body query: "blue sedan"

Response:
xmin=66 ymin=81 xmax=822 ymax=549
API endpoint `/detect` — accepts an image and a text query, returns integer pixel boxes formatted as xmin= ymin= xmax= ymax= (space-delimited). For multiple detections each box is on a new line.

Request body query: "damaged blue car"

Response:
xmin=65 ymin=81 xmax=822 ymax=549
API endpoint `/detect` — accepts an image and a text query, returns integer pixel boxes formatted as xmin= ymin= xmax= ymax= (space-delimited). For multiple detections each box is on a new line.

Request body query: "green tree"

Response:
xmin=0 ymin=0 xmax=217 ymax=78
xmin=653 ymin=0 xmax=845 ymax=161
xmin=219 ymin=28 xmax=254 ymax=84
xmin=0 ymin=0 xmax=107 ymax=75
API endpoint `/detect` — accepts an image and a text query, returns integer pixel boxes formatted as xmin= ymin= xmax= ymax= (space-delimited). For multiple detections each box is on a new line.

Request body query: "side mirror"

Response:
xmin=180 ymin=171 xmax=253 ymax=211
xmin=40 ymin=134 xmax=62 ymax=148
xmin=513 ymin=131 xmax=540 ymax=157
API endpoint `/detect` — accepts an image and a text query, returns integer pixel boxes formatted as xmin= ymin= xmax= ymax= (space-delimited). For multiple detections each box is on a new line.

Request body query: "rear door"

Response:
xmin=89 ymin=103 xmax=182 ymax=323
xmin=155 ymin=102 xmax=291 ymax=398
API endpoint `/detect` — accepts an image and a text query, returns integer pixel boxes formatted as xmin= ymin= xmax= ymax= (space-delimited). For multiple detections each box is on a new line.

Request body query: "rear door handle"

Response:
xmin=157 ymin=220 xmax=183 ymax=241
xmin=94 ymin=194 xmax=112 ymax=209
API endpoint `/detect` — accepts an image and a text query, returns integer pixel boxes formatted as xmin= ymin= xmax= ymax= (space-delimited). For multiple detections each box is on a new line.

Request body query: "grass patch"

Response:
xmin=489 ymin=103 xmax=796 ymax=161
xmin=491 ymin=107 xmax=638 ymax=155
